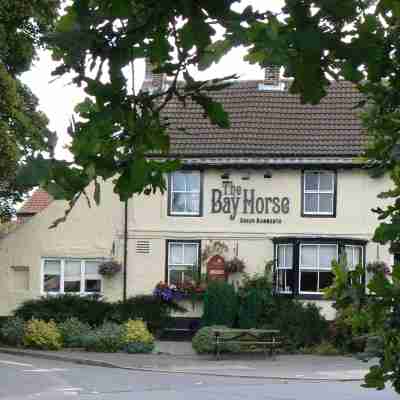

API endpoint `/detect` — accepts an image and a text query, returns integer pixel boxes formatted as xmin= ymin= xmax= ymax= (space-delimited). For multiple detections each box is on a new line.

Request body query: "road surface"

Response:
xmin=0 ymin=353 xmax=397 ymax=400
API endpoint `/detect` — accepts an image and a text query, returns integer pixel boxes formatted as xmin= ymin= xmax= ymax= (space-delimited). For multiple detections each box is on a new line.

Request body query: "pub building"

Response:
xmin=0 ymin=64 xmax=393 ymax=321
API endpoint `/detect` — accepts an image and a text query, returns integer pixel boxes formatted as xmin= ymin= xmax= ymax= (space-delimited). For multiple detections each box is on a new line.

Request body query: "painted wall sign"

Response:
xmin=211 ymin=181 xmax=290 ymax=222
xmin=207 ymin=255 xmax=226 ymax=281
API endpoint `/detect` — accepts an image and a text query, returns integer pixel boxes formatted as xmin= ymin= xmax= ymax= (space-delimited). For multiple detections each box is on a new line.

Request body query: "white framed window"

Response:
xmin=345 ymin=245 xmax=363 ymax=271
xmin=299 ymin=244 xmax=338 ymax=294
xmin=303 ymin=171 xmax=335 ymax=216
xmin=169 ymin=171 xmax=201 ymax=216
xmin=167 ymin=241 xmax=200 ymax=286
xmin=276 ymin=244 xmax=294 ymax=293
xmin=42 ymin=258 xmax=102 ymax=295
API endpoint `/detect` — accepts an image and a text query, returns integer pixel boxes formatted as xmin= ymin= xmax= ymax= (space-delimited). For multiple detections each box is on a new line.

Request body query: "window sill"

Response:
xmin=276 ymin=292 xmax=327 ymax=300
xmin=301 ymin=213 xmax=336 ymax=218
xmin=168 ymin=213 xmax=202 ymax=217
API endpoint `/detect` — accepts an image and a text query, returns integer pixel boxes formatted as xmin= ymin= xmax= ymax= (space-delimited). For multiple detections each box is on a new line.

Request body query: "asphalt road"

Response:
xmin=0 ymin=353 xmax=398 ymax=400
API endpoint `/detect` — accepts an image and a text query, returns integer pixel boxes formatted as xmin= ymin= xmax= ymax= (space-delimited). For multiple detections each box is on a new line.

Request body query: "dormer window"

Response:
xmin=168 ymin=171 xmax=202 ymax=216
xmin=302 ymin=171 xmax=336 ymax=217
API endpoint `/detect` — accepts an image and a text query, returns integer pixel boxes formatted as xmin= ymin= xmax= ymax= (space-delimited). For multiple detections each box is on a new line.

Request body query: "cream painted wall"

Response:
xmin=0 ymin=179 xmax=123 ymax=315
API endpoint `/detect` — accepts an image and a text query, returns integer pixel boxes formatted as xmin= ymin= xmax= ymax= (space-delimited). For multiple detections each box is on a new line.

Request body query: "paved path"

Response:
xmin=0 ymin=353 xmax=398 ymax=400
xmin=0 ymin=344 xmax=379 ymax=381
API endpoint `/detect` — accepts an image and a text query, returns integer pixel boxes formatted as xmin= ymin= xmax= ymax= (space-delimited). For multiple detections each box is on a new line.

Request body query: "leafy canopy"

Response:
xmin=0 ymin=0 xmax=59 ymax=221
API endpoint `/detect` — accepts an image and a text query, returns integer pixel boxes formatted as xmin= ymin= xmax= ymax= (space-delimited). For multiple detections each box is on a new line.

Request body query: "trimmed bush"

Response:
xmin=81 ymin=322 xmax=123 ymax=352
xmin=0 ymin=317 xmax=25 ymax=346
xmin=15 ymin=295 xmax=113 ymax=326
xmin=121 ymin=319 xmax=154 ymax=345
xmin=202 ymin=281 xmax=238 ymax=327
xmin=192 ymin=326 xmax=240 ymax=354
xmin=23 ymin=319 xmax=62 ymax=350
xmin=58 ymin=318 xmax=92 ymax=348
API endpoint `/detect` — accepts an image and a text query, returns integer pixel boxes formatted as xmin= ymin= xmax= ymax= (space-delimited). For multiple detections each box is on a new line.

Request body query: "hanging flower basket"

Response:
xmin=224 ymin=257 xmax=246 ymax=274
xmin=98 ymin=260 xmax=122 ymax=277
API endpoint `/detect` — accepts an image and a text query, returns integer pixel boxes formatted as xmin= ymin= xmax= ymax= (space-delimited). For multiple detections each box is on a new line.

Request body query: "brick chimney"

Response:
xmin=264 ymin=64 xmax=281 ymax=86
xmin=143 ymin=58 xmax=165 ymax=91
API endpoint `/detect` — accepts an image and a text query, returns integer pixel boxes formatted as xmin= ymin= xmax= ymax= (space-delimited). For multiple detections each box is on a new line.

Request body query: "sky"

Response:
xmin=21 ymin=0 xmax=284 ymax=160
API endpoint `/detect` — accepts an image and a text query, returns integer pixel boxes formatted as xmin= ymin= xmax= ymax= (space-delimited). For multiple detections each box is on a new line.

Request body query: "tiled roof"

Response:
xmin=163 ymin=80 xmax=365 ymax=158
xmin=17 ymin=188 xmax=53 ymax=215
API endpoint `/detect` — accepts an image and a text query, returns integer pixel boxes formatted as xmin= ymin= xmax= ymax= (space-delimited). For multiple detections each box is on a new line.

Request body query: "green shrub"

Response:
xmin=14 ymin=295 xmax=183 ymax=334
xmin=0 ymin=317 xmax=25 ymax=346
xmin=265 ymin=297 xmax=329 ymax=351
xmin=237 ymin=273 xmax=275 ymax=329
xmin=124 ymin=342 xmax=154 ymax=354
xmin=192 ymin=326 xmax=240 ymax=354
xmin=121 ymin=319 xmax=154 ymax=345
xmin=23 ymin=319 xmax=63 ymax=350
xmin=15 ymin=295 xmax=113 ymax=326
xmin=82 ymin=322 xmax=123 ymax=352
xmin=202 ymin=281 xmax=238 ymax=327
xmin=112 ymin=295 xmax=185 ymax=334
xmin=58 ymin=318 xmax=92 ymax=348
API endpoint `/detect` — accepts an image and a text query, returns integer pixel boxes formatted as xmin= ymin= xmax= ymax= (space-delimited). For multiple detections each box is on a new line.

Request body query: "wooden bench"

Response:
xmin=212 ymin=328 xmax=281 ymax=360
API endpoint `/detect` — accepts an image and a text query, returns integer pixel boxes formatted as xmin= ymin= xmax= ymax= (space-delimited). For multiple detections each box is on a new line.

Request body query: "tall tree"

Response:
xmin=0 ymin=0 xmax=59 ymax=221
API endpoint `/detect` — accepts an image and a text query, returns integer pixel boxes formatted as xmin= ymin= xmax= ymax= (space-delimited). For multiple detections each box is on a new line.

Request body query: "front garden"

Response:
xmin=0 ymin=255 xmax=389 ymax=357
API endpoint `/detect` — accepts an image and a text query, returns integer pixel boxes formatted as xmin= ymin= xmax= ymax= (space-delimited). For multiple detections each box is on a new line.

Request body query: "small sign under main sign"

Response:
xmin=207 ymin=255 xmax=226 ymax=282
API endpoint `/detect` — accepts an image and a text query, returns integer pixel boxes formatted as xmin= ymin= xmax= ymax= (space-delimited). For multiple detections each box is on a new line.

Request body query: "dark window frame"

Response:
xmin=167 ymin=170 xmax=204 ymax=217
xmin=165 ymin=240 xmax=202 ymax=284
xmin=301 ymin=170 xmax=337 ymax=218
xmin=273 ymin=237 xmax=366 ymax=299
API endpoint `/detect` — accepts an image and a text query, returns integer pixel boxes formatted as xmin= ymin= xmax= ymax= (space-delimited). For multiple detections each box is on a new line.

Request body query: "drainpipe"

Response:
xmin=123 ymin=200 xmax=128 ymax=302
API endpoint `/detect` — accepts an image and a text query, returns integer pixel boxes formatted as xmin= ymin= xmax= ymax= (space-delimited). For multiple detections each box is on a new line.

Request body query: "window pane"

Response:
xmin=286 ymin=269 xmax=294 ymax=293
xmin=278 ymin=245 xmax=293 ymax=268
xmin=44 ymin=260 xmax=61 ymax=275
xmin=286 ymin=245 xmax=293 ymax=268
xmin=85 ymin=279 xmax=101 ymax=293
xmin=304 ymin=193 xmax=318 ymax=213
xmin=305 ymin=173 xmax=319 ymax=191
xmin=354 ymin=247 xmax=362 ymax=267
xmin=300 ymin=245 xmax=317 ymax=268
xmin=65 ymin=260 xmax=81 ymax=277
xmin=186 ymin=173 xmax=200 ymax=192
xmin=64 ymin=260 xmax=81 ymax=293
xmin=277 ymin=270 xmax=286 ymax=292
xmin=345 ymin=247 xmax=353 ymax=268
xmin=85 ymin=261 xmax=100 ymax=276
xmin=300 ymin=271 xmax=318 ymax=292
xmin=43 ymin=260 xmax=61 ymax=293
xmin=170 ymin=243 xmax=183 ymax=265
xmin=183 ymin=267 xmax=195 ymax=283
xmin=319 ymin=271 xmax=334 ymax=290
xmin=277 ymin=269 xmax=294 ymax=293
xmin=184 ymin=244 xmax=198 ymax=265
xmin=319 ymin=193 xmax=333 ymax=214
xmin=172 ymin=192 xmax=186 ymax=213
xmin=171 ymin=172 xmax=185 ymax=191
xmin=186 ymin=193 xmax=200 ymax=214
xmin=169 ymin=270 xmax=182 ymax=286
xmin=319 ymin=245 xmax=336 ymax=269
xmin=320 ymin=172 xmax=334 ymax=191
